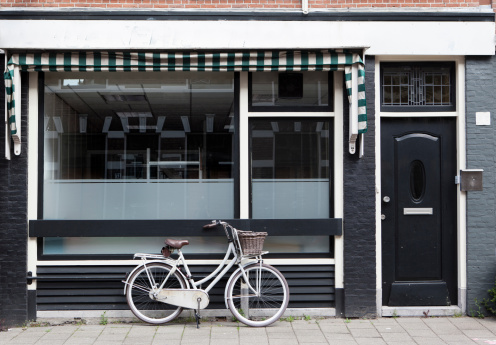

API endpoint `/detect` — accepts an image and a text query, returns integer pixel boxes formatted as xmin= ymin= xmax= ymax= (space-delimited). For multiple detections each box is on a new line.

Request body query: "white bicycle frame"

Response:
xmin=124 ymin=237 xmax=264 ymax=309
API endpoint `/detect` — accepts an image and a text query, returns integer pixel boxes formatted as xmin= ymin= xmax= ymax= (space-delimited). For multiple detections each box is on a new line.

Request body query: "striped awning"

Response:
xmin=4 ymin=51 xmax=367 ymax=156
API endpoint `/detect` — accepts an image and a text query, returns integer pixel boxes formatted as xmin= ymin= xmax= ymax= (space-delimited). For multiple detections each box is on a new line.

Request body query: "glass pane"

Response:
xmin=251 ymin=72 xmax=329 ymax=108
xmin=410 ymin=160 xmax=426 ymax=202
xmin=44 ymin=236 xmax=330 ymax=254
xmin=44 ymin=72 xmax=235 ymax=220
xmin=251 ymin=119 xmax=331 ymax=219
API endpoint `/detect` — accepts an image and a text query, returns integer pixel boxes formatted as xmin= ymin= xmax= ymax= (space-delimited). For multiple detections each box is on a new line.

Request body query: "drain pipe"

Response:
xmin=302 ymin=0 xmax=308 ymax=14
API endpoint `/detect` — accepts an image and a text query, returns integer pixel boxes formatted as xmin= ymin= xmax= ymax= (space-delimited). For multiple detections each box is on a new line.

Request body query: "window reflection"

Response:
xmin=44 ymin=72 xmax=235 ymax=220
xmin=250 ymin=119 xmax=331 ymax=219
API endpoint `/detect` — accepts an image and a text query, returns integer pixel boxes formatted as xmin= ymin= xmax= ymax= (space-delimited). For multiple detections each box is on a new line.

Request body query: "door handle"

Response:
xmin=403 ymin=208 xmax=433 ymax=215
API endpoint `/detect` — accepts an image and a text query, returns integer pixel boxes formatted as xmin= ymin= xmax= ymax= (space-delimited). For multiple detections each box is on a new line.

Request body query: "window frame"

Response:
xmin=380 ymin=61 xmax=456 ymax=113
xmin=248 ymin=71 xmax=334 ymax=113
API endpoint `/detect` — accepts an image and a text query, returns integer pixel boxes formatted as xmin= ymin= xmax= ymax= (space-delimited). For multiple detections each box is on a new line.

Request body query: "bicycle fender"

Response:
xmin=122 ymin=259 xmax=189 ymax=295
xmin=223 ymin=262 xmax=260 ymax=309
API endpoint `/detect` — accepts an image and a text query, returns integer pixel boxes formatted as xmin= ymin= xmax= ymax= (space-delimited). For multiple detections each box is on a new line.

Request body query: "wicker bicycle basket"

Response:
xmin=236 ymin=230 xmax=268 ymax=256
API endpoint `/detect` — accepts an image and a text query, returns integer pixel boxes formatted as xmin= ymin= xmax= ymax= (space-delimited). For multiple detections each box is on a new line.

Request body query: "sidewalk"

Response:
xmin=2 ymin=316 xmax=496 ymax=345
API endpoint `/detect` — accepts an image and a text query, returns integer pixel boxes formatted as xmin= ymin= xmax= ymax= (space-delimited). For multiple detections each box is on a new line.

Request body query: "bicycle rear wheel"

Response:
xmin=227 ymin=263 xmax=289 ymax=327
xmin=126 ymin=262 xmax=186 ymax=324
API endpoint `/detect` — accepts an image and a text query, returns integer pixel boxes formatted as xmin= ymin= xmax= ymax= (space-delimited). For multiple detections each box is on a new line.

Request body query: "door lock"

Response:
xmin=383 ymin=196 xmax=390 ymax=203
xmin=381 ymin=214 xmax=386 ymax=220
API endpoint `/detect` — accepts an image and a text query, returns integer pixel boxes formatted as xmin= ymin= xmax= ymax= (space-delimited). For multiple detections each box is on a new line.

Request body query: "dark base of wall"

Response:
xmin=28 ymin=290 xmax=37 ymax=321
xmin=335 ymin=288 xmax=345 ymax=318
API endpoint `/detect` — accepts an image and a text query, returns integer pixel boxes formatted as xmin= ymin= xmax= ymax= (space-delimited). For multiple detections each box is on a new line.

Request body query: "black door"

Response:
xmin=381 ymin=118 xmax=457 ymax=306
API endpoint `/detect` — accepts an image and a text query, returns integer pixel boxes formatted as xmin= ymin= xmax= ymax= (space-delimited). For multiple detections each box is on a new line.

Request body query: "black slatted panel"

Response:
xmin=36 ymin=264 xmax=334 ymax=311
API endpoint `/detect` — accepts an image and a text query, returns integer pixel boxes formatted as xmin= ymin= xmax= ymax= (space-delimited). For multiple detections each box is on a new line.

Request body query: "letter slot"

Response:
xmin=403 ymin=208 xmax=433 ymax=215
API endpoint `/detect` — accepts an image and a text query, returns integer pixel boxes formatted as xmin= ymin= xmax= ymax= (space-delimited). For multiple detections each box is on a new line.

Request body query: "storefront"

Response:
xmin=0 ymin=10 xmax=494 ymax=323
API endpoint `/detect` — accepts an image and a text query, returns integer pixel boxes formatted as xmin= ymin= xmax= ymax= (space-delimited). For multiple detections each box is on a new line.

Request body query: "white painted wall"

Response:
xmin=0 ymin=20 xmax=493 ymax=55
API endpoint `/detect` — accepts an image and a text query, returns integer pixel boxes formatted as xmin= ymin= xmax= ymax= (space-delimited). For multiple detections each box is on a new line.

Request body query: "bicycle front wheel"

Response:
xmin=227 ymin=263 xmax=289 ymax=327
xmin=126 ymin=262 xmax=187 ymax=324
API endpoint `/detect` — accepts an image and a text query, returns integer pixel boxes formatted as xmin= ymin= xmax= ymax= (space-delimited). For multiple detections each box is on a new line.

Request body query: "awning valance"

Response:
xmin=4 ymin=51 xmax=367 ymax=157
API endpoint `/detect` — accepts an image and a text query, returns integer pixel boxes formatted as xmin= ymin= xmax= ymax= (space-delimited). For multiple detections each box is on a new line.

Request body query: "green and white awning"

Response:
xmin=4 ymin=51 xmax=367 ymax=156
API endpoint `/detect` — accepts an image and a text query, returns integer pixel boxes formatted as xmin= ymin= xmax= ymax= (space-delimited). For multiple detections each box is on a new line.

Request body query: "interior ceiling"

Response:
xmin=46 ymin=80 xmax=235 ymax=133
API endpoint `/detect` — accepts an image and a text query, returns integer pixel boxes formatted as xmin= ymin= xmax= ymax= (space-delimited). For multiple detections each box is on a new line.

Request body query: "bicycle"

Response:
xmin=122 ymin=220 xmax=290 ymax=327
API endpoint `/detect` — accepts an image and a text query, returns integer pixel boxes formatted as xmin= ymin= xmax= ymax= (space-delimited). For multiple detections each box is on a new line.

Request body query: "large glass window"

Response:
xmin=44 ymin=72 xmax=235 ymax=220
xmin=250 ymin=119 xmax=331 ymax=219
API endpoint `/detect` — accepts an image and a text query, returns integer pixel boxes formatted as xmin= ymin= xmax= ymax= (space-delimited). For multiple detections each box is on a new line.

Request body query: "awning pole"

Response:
xmin=12 ymin=65 xmax=21 ymax=155
xmin=4 ymin=52 xmax=11 ymax=160
xmin=349 ymin=64 xmax=358 ymax=154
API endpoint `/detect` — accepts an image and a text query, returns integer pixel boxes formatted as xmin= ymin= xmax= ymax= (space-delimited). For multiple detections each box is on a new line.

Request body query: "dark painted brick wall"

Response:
xmin=343 ymin=56 xmax=377 ymax=318
xmin=466 ymin=55 xmax=496 ymax=316
xmin=0 ymin=65 xmax=29 ymax=327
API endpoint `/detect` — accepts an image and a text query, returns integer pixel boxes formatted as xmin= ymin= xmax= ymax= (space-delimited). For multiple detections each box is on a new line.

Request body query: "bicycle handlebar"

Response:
xmin=203 ymin=220 xmax=233 ymax=242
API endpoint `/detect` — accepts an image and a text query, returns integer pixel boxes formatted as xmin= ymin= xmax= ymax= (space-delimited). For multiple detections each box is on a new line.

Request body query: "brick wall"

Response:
xmin=342 ymin=56 xmax=377 ymax=318
xmin=0 ymin=0 xmax=484 ymax=9
xmin=465 ymin=55 xmax=496 ymax=316
xmin=0 ymin=66 xmax=29 ymax=328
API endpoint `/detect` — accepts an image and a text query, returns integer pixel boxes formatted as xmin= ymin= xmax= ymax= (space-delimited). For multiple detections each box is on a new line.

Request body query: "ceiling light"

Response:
xmin=139 ymin=116 xmax=147 ymax=133
xmin=102 ymin=95 xmax=146 ymax=102
xmin=120 ymin=117 xmax=129 ymax=133
xmin=53 ymin=117 xmax=64 ymax=133
xmin=102 ymin=116 xmax=112 ymax=133
xmin=181 ymin=116 xmax=191 ymax=133
xmin=156 ymin=116 xmax=166 ymax=133
xmin=116 ymin=112 xmax=152 ymax=118
xmin=271 ymin=122 xmax=279 ymax=132
xmin=206 ymin=114 xmax=215 ymax=133
xmin=79 ymin=114 xmax=88 ymax=134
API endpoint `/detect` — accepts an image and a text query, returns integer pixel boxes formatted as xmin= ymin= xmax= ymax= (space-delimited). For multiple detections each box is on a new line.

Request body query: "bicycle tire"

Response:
xmin=226 ymin=263 xmax=289 ymax=327
xmin=126 ymin=262 xmax=187 ymax=324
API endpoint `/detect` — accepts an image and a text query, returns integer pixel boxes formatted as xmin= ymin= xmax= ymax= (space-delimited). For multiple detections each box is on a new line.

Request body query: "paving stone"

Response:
xmin=267 ymin=331 xmax=297 ymax=339
xmin=267 ymin=339 xmax=299 ymax=345
xmin=405 ymin=328 xmax=437 ymax=337
xmin=349 ymin=328 xmax=381 ymax=338
xmin=346 ymin=320 xmax=375 ymax=329
xmin=379 ymin=332 xmax=414 ymax=342
xmin=319 ymin=324 xmax=351 ymax=334
xmin=291 ymin=320 xmax=321 ymax=329
xmin=411 ymin=336 xmax=446 ymax=345
xmin=355 ymin=338 xmax=387 ymax=345
xmin=463 ymin=329 xmax=496 ymax=338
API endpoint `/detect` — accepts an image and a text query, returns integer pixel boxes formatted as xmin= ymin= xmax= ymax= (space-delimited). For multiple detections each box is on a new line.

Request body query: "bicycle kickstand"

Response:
xmin=194 ymin=298 xmax=202 ymax=329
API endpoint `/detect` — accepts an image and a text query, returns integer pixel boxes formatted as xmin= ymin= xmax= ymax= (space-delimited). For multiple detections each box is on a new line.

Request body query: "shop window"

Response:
xmin=43 ymin=72 xmax=236 ymax=220
xmin=249 ymin=71 xmax=332 ymax=112
xmin=250 ymin=118 xmax=332 ymax=219
xmin=380 ymin=62 xmax=456 ymax=112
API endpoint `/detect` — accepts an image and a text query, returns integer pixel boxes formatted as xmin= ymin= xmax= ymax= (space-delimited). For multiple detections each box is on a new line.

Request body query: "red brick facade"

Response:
xmin=0 ymin=0 xmax=489 ymax=10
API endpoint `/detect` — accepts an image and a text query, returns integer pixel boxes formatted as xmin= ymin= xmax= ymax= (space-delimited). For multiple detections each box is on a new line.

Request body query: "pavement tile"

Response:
xmin=324 ymin=333 xmax=356 ymax=341
xmin=291 ymin=320 xmax=321 ymax=329
xmin=327 ymin=341 xmax=358 ymax=345
xmin=267 ymin=331 xmax=296 ymax=339
xmin=405 ymin=328 xmax=437 ymax=337
xmin=240 ymin=340 xmax=268 ymax=345
xmin=449 ymin=318 xmax=489 ymax=330
xmin=349 ymin=328 xmax=382 ymax=338
xmin=63 ymin=338 xmax=99 ymax=344
xmin=267 ymin=339 xmax=299 ymax=345
xmin=319 ymin=325 xmax=351 ymax=334
xmin=151 ymin=340 xmax=181 ymax=345
xmin=294 ymin=332 xmax=327 ymax=343
xmin=439 ymin=333 xmax=477 ymax=343
xmin=355 ymin=338 xmax=387 ymax=345
xmin=373 ymin=325 xmax=406 ymax=333
xmin=411 ymin=336 xmax=446 ymax=345
xmin=346 ymin=320 xmax=375 ymax=329
xmin=463 ymin=329 xmax=496 ymax=338
xmin=379 ymin=332 xmax=414 ymax=342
